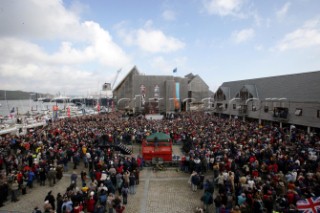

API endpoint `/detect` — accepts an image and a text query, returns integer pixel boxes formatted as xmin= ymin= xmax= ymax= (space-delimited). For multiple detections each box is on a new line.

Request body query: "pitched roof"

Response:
xmin=185 ymin=73 xmax=196 ymax=82
xmin=219 ymin=71 xmax=320 ymax=102
xmin=113 ymin=66 xmax=140 ymax=91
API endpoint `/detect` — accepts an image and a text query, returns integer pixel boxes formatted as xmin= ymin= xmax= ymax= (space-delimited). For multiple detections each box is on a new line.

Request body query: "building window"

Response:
xmin=225 ymin=104 xmax=228 ymax=109
xmin=317 ymin=110 xmax=320 ymax=118
xmin=295 ymin=108 xmax=302 ymax=116
xmin=252 ymin=105 xmax=257 ymax=111
xmin=274 ymin=107 xmax=288 ymax=119
xmin=264 ymin=106 xmax=269 ymax=113
xmin=233 ymin=104 xmax=236 ymax=109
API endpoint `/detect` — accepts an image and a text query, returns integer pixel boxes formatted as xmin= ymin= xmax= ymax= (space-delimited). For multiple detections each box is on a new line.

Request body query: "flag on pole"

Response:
xmin=296 ymin=197 xmax=320 ymax=213
xmin=173 ymin=67 xmax=177 ymax=73
xmin=67 ymin=106 xmax=71 ymax=117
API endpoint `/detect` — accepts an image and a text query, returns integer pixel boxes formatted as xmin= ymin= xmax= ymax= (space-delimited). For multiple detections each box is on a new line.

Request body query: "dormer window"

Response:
xmin=295 ymin=108 xmax=302 ymax=116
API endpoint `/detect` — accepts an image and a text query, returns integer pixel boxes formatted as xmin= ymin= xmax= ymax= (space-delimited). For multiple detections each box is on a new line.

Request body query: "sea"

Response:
xmin=0 ymin=100 xmax=69 ymax=116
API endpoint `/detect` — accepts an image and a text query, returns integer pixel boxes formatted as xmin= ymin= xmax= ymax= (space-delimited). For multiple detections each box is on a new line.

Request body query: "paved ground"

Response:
xmin=0 ymin=144 xmax=215 ymax=213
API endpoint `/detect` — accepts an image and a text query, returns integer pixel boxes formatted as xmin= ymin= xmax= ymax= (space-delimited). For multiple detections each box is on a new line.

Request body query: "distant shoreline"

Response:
xmin=0 ymin=90 xmax=52 ymax=101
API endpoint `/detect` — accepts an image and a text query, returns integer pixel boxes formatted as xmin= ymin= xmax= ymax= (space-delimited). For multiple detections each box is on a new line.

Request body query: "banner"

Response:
xmin=174 ymin=82 xmax=180 ymax=110
xmin=154 ymin=84 xmax=160 ymax=100
xmin=296 ymin=197 xmax=320 ymax=213
xmin=140 ymin=84 xmax=146 ymax=107
xmin=67 ymin=107 xmax=70 ymax=117
xmin=97 ymin=103 xmax=100 ymax=112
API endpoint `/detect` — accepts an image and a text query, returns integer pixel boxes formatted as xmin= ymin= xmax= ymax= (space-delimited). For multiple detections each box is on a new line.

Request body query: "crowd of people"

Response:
xmin=181 ymin=113 xmax=320 ymax=213
xmin=0 ymin=111 xmax=319 ymax=213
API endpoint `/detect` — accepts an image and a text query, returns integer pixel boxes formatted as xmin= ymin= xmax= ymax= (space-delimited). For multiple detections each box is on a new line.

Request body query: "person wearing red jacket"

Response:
xmin=115 ymin=204 xmax=125 ymax=213
xmin=86 ymin=192 xmax=96 ymax=213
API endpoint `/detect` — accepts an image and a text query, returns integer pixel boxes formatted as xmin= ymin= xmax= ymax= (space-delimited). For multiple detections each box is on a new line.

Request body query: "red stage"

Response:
xmin=142 ymin=132 xmax=172 ymax=162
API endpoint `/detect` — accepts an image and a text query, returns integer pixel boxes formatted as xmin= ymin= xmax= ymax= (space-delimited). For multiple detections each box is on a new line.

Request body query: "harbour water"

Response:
xmin=0 ymin=100 xmax=70 ymax=116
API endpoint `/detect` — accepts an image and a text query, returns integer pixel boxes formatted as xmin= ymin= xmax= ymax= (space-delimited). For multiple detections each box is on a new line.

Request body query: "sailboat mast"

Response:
xmin=5 ymin=90 xmax=10 ymax=114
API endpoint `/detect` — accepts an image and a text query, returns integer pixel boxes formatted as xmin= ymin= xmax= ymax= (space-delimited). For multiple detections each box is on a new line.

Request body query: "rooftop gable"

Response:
xmin=219 ymin=71 xmax=320 ymax=102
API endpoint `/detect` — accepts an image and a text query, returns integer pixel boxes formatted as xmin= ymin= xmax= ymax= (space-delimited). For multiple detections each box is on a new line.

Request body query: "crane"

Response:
xmin=112 ymin=68 xmax=122 ymax=90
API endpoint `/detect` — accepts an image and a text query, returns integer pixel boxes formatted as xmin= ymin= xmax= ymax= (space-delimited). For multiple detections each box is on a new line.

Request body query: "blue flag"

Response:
xmin=173 ymin=68 xmax=177 ymax=73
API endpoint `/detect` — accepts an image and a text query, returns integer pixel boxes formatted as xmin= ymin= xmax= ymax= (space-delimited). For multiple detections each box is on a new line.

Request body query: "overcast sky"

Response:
xmin=0 ymin=0 xmax=319 ymax=96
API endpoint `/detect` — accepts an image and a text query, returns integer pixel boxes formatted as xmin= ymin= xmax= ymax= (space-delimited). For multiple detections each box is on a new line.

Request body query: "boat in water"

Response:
xmin=0 ymin=114 xmax=48 ymax=136
xmin=51 ymin=96 xmax=70 ymax=103
xmin=0 ymin=124 xmax=17 ymax=135
xmin=36 ymin=97 xmax=52 ymax=102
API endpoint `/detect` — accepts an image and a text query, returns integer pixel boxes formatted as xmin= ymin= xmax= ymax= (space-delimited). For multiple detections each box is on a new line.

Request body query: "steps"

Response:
xmin=116 ymin=143 xmax=133 ymax=155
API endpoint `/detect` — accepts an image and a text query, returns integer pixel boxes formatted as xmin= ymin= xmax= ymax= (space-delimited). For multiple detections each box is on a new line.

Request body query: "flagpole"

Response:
xmin=172 ymin=67 xmax=179 ymax=112
xmin=172 ymin=68 xmax=176 ymax=113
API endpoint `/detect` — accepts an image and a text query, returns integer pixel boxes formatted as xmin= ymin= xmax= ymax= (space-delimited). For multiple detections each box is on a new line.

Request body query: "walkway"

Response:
xmin=0 ymin=145 xmax=215 ymax=213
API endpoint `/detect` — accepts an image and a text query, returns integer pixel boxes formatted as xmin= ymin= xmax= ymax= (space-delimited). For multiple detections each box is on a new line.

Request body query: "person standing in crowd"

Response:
xmin=56 ymin=193 xmax=63 ymax=213
xmin=43 ymin=200 xmax=53 ymax=213
xmin=39 ymin=168 xmax=46 ymax=186
xmin=129 ymin=172 xmax=136 ymax=194
xmin=134 ymin=169 xmax=139 ymax=185
xmin=121 ymin=183 xmax=129 ymax=205
xmin=47 ymin=167 xmax=56 ymax=187
xmin=123 ymin=170 xmax=130 ymax=187
xmin=86 ymin=191 xmax=96 ymax=213
xmin=73 ymin=151 xmax=80 ymax=170
xmin=99 ymin=189 xmax=107 ymax=208
xmin=190 ymin=171 xmax=200 ymax=192
xmin=200 ymin=190 xmax=213 ymax=212
xmin=61 ymin=196 xmax=73 ymax=213
xmin=10 ymin=178 xmax=19 ymax=202
xmin=71 ymin=171 xmax=78 ymax=186
xmin=107 ymin=193 xmax=115 ymax=213
xmin=116 ymin=172 xmax=123 ymax=194
xmin=214 ymin=194 xmax=222 ymax=213
xmin=44 ymin=191 xmax=55 ymax=211
xmin=80 ymin=170 xmax=87 ymax=187
xmin=27 ymin=169 xmax=35 ymax=188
